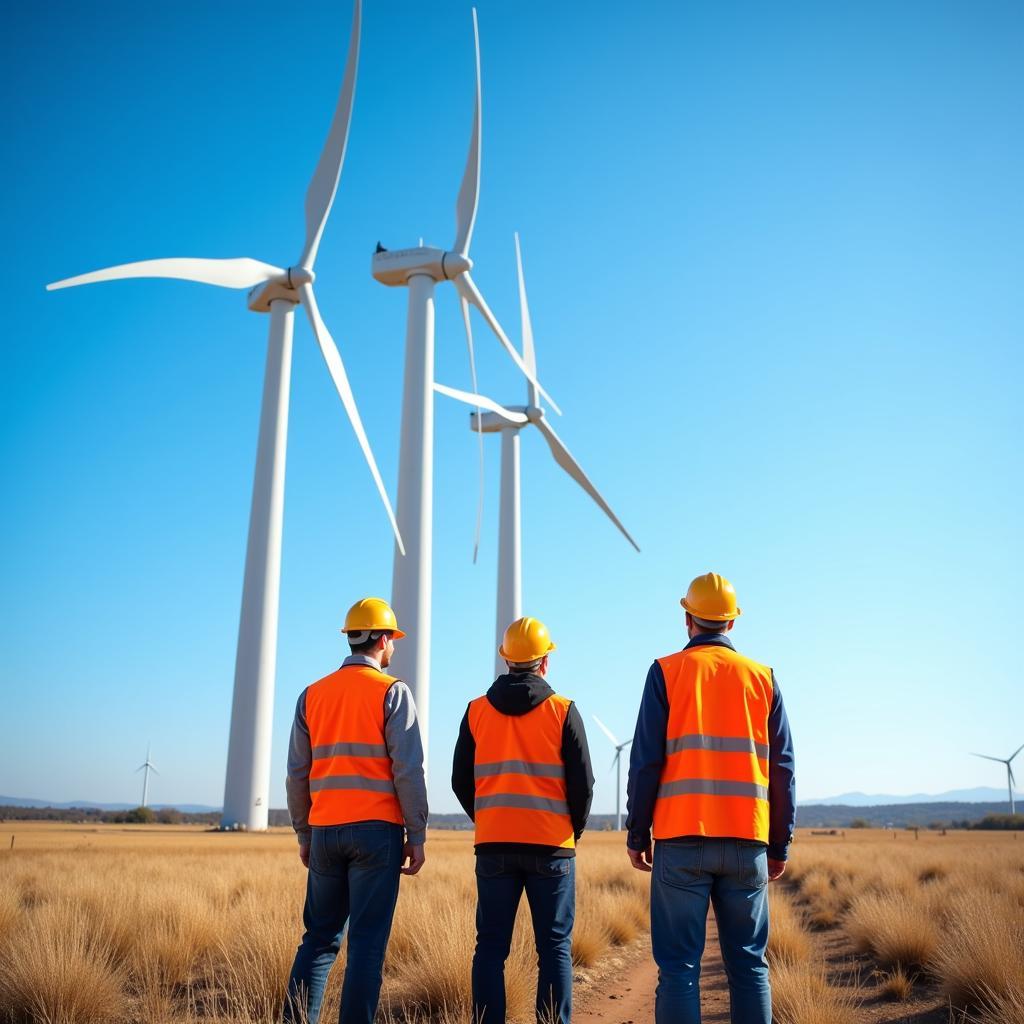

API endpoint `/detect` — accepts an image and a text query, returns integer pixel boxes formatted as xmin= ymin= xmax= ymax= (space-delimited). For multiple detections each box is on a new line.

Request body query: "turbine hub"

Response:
xmin=441 ymin=251 xmax=473 ymax=279
xmin=287 ymin=266 xmax=315 ymax=287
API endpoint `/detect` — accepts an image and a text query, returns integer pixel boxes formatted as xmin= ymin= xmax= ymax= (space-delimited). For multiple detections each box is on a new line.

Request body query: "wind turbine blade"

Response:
xmin=454 ymin=273 xmax=561 ymax=414
xmin=433 ymin=383 xmax=528 ymax=424
xmin=300 ymin=0 xmax=361 ymax=269
xmin=610 ymin=752 xmax=619 ymax=773
xmin=47 ymin=257 xmax=284 ymax=292
xmin=621 ymin=739 xmax=633 ymax=750
xmin=592 ymin=714 xmax=621 ymax=748
xmin=298 ymin=283 xmax=405 ymax=556
xmin=513 ymin=232 xmax=540 ymax=408
xmin=1008 ymin=742 xmax=1024 ymax=763
xmin=150 ymin=765 xmax=160 ymax=776
xmin=460 ymin=296 xmax=485 ymax=563
xmin=135 ymin=764 xmax=146 ymax=773
xmin=535 ymin=417 xmax=640 ymax=552
xmin=970 ymin=753 xmax=1007 ymax=764
xmin=452 ymin=8 xmax=481 ymax=256
xmin=1009 ymin=764 xmax=1017 ymax=789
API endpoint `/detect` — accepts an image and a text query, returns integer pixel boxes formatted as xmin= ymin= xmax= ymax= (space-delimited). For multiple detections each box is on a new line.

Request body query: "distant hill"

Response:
xmin=796 ymin=801 xmax=1013 ymax=829
xmin=0 ymin=796 xmax=218 ymax=813
xmin=799 ymin=787 xmax=1012 ymax=806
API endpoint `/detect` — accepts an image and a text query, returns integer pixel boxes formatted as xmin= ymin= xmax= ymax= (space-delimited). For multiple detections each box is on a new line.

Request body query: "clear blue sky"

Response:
xmin=2 ymin=1 xmax=1021 ymax=814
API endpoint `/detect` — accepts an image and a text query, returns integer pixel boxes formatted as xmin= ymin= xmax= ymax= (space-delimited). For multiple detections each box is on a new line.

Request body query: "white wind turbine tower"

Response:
xmin=434 ymin=233 xmax=639 ymax=677
xmin=592 ymin=717 xmax=632 ymax=831
xmin=46 ymin=1 xmax=402 ymax=831
xmin=971 ymin=743 xmax=1024 ymax=815
xmin=136 ymin=745 xmax=159 ymax=809
xmin=371 ymin=10 xmax=557 ymax=770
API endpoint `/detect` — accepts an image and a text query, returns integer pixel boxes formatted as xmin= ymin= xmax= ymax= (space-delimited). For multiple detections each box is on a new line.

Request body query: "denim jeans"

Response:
xmin=650 ymin=838 xmax=771 ymax=1024
xmin=472 ymin=851 xmax=576 ymax=1024
xmin=283 ymin=822 xmax=404 ymax=1024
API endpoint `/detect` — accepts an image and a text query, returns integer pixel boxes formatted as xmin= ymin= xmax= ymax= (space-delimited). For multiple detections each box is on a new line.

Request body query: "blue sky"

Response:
xmin=1 ymin=1 xmax=1021 ymax=815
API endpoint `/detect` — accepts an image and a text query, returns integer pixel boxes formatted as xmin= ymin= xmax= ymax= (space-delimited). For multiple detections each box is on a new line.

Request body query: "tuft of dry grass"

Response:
xmin=930 ymin=890 xmax=1024 ymax=1013
xmin=766 ymin=889 xmax=812 ymax=966
xmin=844 ymin=891 xmax=940 ymax=968
xmin=770 ymin=960 xmax=862 ymax=1024
xmin=0 ymin=901 xmax=128 ymax=1024
xmin=876 ymin=965 xmax=915 ymax=1001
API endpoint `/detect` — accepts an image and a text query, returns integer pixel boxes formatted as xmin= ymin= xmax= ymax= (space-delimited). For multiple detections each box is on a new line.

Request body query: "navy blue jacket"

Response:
xmin=624 ymin=633 xmax=796 ymax=861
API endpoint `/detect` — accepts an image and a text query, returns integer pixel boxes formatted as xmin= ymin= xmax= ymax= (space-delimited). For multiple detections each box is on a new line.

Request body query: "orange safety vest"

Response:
xmin=469 ymin=693 xmax=575 ymax=849
xmin=653 ymin=644 xmax=773 ymax=843
xmin=305 ymin=664 xmax=403 ymax=828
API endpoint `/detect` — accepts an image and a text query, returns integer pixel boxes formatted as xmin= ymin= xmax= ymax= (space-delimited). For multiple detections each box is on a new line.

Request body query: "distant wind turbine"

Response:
xmin=434 ymin=233 xmax=639 ymax=677
xmin=971 ymin=743 xmax=1024 ymax=815
xmin=593 ymin=716 xmax=632 ymax=831
xmin=135 ymin=745 xmax=159 ymax=808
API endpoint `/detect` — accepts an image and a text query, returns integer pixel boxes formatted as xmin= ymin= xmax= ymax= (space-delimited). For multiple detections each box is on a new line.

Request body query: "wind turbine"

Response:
xmin=971 ymin=743 xmax=1024 ymax=815
xmin=592 ymin=717 xmax=632 ymax=831
xmin=46 ymin=1 xmax=400 ymax=831
xmin=371 ymin=10 xmax=557 ymax=770
xmin=135 ymin=745 xmax=159 ymax=809
xmin=434 ymin=233 xmax=639 ymax=677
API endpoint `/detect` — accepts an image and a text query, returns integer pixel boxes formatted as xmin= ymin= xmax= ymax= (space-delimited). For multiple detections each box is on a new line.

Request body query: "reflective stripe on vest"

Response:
xmin=653 ymin=645 xmax=773 ymax=843
xmin=304 ymin=664 xmax=403 ymax=828
xmin=469 ymin=692 xmax=575 ymax=848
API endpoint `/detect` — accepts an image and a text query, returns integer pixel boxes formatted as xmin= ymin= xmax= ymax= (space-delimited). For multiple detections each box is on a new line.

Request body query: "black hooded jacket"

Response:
xmin=451 ymin=671 xmax=595 ymax=857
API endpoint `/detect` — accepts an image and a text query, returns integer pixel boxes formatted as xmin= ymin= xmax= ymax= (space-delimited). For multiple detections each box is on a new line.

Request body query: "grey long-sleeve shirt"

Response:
xmin=286 ymin=654 xmax=429 ymax=846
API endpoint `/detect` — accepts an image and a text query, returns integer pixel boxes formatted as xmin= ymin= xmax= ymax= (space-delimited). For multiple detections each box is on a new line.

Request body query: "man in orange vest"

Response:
xmin=452 ymin=616 xmax=594 ymax=1024
xmin=284 ymin=597 xmax=428 ymax=1024
xmin=625 ymin=574 xmax=795 ymax=1024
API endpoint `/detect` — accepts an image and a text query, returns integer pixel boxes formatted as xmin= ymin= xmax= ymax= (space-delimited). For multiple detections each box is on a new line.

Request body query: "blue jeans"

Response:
xmin=651 ymin=838 xmax=771 ymax=1024
xmin=283 ymin=822 xmax=403 ymax=1024
xmin=472 ymin=852 xmax=576 ymax=1024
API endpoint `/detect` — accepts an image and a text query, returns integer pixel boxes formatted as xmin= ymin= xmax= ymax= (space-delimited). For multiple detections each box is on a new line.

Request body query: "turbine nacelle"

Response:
xmin=246 ymin=266 xmax=316 ymax=312
xmin=371 ymin=246 xmax=473 ymax=287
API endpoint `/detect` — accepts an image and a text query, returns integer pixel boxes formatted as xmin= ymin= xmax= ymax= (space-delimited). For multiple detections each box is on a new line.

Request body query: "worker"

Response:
xmin=452 ymin=616 xmax=594 ymax=1024
xmin=283 ymin=597 xmax=428 ymax=1024
xmin=625 ymin=573 xmax=796 ymax=1024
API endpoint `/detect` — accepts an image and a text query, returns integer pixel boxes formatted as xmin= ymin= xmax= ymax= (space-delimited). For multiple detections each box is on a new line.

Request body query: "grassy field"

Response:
xmin=0 ymin=824 xmax=647 ymax=1024
xmin=1 ymin=825 xmax=1022 ymax=1023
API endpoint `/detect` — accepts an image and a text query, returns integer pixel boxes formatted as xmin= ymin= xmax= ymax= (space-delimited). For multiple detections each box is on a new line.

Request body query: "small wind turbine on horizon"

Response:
xmin=135 ymin=745 xmax=159 ymax=809
xmin=45 ymin=1 xmax=399 ymax=831
xmin=971 ymin=743 xmax=1024 ymax=815
xmin=434 ymin=232 xmax=639 ymax=676
xmin=371 ymin=10 xmax=558 ymax=770
xmin=593 ymin=716 xmax=632 ymax=831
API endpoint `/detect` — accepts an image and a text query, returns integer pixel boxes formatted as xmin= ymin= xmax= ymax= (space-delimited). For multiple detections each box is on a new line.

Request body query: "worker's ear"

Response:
xmin=726 ymin=619 xmax=735 ymax=632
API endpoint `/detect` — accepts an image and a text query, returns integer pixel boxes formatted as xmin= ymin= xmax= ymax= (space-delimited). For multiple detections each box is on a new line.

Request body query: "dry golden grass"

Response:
xmin=877 ymin=965 xmax=915 ymax=1001
xmin=770 ymin=959 xmax=862 ymax=1024
xmin=4 ymin=824 xmax=1023 ymax=1024
xmin=766 ymin=888 xmax=812 ymax=966
xmin=788 ymin=828 xmax=1024 ymax=1022
xmin=0 ymin=825 xmax=647 ymax=1024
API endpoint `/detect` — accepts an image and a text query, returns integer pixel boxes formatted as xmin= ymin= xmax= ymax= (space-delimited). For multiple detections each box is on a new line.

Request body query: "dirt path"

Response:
xmin=576 ymin=911 xmax=732 ymax=1023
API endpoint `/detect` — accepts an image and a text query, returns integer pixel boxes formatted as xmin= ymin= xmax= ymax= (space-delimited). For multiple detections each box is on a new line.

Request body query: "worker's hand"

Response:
xmin=401 ymin=843 xmax=425 ymax=876
xmin=628 ymin=843 xmax=653 ymax=872
xmin=767 ymin=857 xmax=786 ymax=881
xmin=298 ymin=843 xmax=310 ymax=869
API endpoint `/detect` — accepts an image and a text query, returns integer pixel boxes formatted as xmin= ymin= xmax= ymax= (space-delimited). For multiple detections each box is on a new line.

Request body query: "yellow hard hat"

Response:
xmin=498 ymin=616 xmax=557 ymax=663
xmin=341 ymin=597 xmax=406 ymax=638
xmin=680 ymin=573 xmax=742 ymax=622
